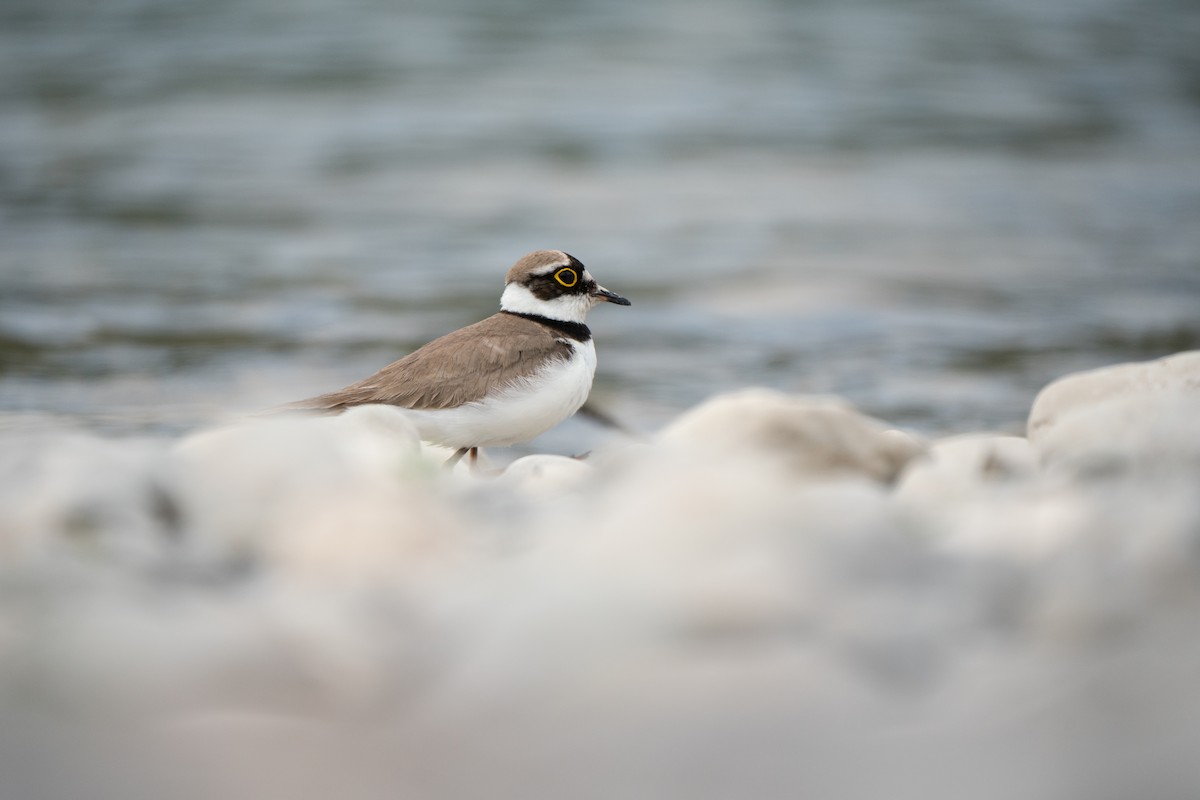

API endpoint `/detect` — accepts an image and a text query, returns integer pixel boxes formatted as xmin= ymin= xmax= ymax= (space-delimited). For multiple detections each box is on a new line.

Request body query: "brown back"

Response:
xmin=282 ymin=313 xmax=575 ymax=413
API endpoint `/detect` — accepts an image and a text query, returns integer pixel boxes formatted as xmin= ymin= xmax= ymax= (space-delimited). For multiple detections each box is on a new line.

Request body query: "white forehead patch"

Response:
xmin=530 ymin=259 xmax=574 ymax=278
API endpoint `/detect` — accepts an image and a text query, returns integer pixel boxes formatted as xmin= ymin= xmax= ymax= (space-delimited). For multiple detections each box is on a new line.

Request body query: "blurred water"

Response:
xmin=1 ymin=0 xmax=1199 ymax=446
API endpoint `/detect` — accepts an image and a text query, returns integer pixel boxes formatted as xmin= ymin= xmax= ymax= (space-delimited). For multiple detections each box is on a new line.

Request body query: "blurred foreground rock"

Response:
xmin=658 ymin=388 xmax=925 ymax=482
xmin=1028 ymin=350 xmax=1200 ymax=442
xmin=1 ymin=351 xmax=1199 ymax=800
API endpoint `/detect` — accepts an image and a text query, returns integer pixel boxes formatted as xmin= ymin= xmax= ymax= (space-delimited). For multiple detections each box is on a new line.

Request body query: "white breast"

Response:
xmin=401 ymin=339 xmax=597 ymax=449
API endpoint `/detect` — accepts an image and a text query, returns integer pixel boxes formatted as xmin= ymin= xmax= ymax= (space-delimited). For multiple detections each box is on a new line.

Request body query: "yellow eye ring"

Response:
xmin=554 ymin=268 xmax=578 ymax=288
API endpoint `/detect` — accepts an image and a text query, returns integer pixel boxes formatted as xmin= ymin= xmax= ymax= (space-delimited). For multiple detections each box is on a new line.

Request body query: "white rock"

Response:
xmin=331 ymin=404 xmax=423 ymax=459
xmin=0 ymin=432 xmax=172 ymax=565
xmin=1034 ymin=390 xmax=1200 ymax=476
xmin=892 ymin=433 xmax=1070 ymax=559
xmin=170 ymin=408 xmax=459 ymax=580
xmin=11 ymin=372 xmax=1200 ymax=800
xmin=1028 ymin=350 xmax=1200 ymax=443
xmin=658 ymin=389 xmax=924 ymax=482
xmin=497 ymin=454 xmax=592 ymax=497
xmin=894 ymin=434 xmax=1037 ymax=505
xmin=180 ymin=403 xmax=423 ymax=468
xmin=1025 ymin=351 xmax=1200 ymax=478
xmin=446 ymin=444 xmax=900 ymax=693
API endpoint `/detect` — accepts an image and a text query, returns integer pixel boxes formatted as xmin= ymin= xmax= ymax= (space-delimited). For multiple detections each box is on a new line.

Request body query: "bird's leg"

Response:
xmin=443 ymin=447 xmax=470 ymax=470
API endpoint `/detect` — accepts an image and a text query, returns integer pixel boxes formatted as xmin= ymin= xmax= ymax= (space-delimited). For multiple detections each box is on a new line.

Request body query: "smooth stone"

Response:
xmin=1028 ymin=350 xmax=1200 ymax=443
xmin=1033 ymin=390 xmax=1200 ymax=476
xmin=1027 ymin=351 xmax=1200 ymax=476
xmin=893 ymin=434 xmax=1088 ymax=560
xmin=170 ymin=408 xmax=457 ymax=578
xmin=497 ymin=454 xmax=592 ymax=496
xmin=657 ymin=388 xmax=925 ymax=482
xmin=0 ymin=432 xmax=171 ymax=565
xmin=894 ymin=434 xmax=1037 ymax=505
xmin=331 ymin=404 xmax=423 ymax=458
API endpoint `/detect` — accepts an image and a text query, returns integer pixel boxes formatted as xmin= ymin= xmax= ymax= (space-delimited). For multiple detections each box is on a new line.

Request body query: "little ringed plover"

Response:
xmin=283 ymin=250 xmax=630 ymax=467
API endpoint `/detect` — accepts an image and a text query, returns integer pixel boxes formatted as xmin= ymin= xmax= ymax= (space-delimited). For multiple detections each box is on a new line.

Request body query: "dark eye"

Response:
xmin=553 ymin=268 xmax=578 ymax=288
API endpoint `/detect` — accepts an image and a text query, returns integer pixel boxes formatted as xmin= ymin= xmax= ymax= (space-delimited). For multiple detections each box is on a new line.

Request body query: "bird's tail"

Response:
xmin=256 ymin=393 xmax=348 ymax=417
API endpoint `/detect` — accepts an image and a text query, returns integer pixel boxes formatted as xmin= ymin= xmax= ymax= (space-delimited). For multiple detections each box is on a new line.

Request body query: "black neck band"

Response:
xmin=502 ymin=310 xmax=592 ymax=342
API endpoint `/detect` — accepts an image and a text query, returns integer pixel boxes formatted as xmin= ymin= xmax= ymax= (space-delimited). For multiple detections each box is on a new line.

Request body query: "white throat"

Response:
xmin=500 ymin=283 xmax=595 ymax=324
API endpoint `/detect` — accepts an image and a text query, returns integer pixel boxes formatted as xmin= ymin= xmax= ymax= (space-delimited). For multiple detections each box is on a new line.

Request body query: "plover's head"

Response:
xmin=500 ymin=250 xmax=630 ymax=323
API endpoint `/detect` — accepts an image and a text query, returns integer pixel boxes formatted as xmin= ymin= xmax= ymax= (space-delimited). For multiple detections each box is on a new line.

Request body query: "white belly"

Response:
xmin=402 ymin=339 xmax=597 ymax=449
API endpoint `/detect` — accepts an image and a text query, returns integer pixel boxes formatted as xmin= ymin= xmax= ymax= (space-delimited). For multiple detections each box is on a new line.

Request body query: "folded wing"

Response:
xmin=279 ymin=313 xmax=574 ymax=413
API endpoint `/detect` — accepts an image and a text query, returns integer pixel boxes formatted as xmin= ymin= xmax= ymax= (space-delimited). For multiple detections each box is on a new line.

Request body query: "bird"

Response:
xmin=281 ymin=250 xmax=631 ymax=468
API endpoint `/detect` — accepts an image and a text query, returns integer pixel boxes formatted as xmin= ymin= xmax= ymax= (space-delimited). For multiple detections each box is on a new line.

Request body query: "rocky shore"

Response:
xmin=2 ymin=351 xmax=1199 ymax=800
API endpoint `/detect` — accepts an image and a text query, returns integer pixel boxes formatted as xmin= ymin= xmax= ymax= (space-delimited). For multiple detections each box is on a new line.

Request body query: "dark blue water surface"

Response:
xmin=2 ymin=0 xmax=1199 ymax=450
